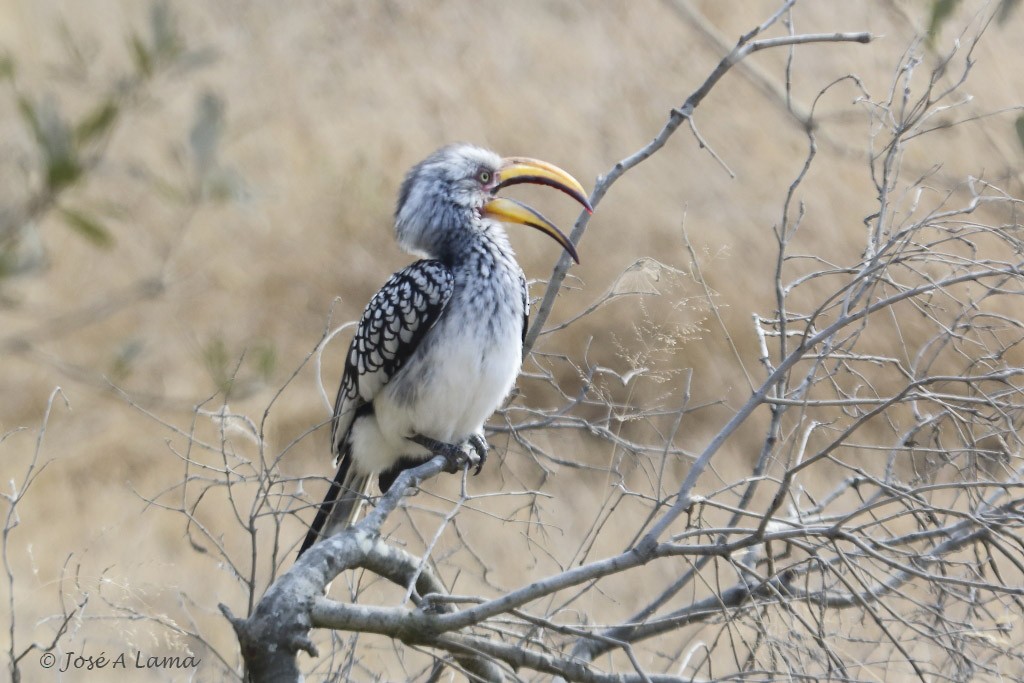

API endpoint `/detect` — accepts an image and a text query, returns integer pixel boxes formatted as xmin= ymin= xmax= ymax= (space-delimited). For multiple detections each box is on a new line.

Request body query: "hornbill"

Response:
xmin=298 ymin=144 xmax=591 ymax=557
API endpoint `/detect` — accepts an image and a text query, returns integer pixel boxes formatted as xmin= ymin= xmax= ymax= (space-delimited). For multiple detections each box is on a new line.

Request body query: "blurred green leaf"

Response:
xmin=189 ymin=91 xmax=224 ymax=181
xmin=109 ymin=339 xmax=145 ymax=381
xmin=176 ymin=46 xmax=219 ymax=73
xmin=0 ymin=225 xmax=47 ymax=279
xmin=0 ymin=53 xmax=15 ymax=81
xmin=147 ymin=171 xmax=190 ymax=204
xmin=150 ymin=0 xmax=183 ymax=64
xmin=59 ymin=208 xmax=115 ymax=248
xmin=47 ymin=157 xmax=82 ymax=190
xmin=997 ymin=0 xmax=1021 ymax=23
xmin=19 ymin=95 xmax=82 ymax=191
xmin=129 ymin=33 xmax=153 ymax=77
xmin=75 ymin=99 xmax=119 ymax=145
xmin=1016 ymin=114 xmax=1024 ymax=153
xmin=129 ymin=1 xmax=185 ymax=78
xmin=252 ymin=341 xmax=277 ymax=381
xmin=928 ymin=0 xmax=960 ymax=43
xmin=203 ymin=336 xmax=232 ymax=392
xmin=203 ymin=172 xmax=239 ymax=202
xmin=55 ymin=16 xmax=93 ymax=77
xmin=927 ymin=0 xmax=1016 ymax=40
xmin=17 ymin=95 xmax=43 ymax=142
xmin=0 ymin=250 xmax=15 ymax=280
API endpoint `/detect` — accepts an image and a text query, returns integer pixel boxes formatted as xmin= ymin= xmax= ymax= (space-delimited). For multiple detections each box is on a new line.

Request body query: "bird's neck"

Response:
xmin=439 ymin=222 xmax=518 ymax=275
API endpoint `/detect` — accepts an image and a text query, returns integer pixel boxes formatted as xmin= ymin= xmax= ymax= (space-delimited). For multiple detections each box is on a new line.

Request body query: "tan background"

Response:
xmin=1 ymin=1 xmax=1021 ymax=680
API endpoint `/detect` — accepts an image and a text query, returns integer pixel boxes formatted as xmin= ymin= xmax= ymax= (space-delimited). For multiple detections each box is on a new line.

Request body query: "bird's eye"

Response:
xmin=477 ymin=169 xmax=492 ymax=184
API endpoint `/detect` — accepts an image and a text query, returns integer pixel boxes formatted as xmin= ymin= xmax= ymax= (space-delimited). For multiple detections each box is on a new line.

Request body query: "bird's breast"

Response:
xmin=377 ymin=264 xmax=525 ymax=445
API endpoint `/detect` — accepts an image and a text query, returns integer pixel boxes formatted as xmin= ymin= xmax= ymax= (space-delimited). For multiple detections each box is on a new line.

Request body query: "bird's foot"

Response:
xmin=410 ymin=434 xmax=484 ymax=474
xmin=467 ymin=433 xmax=488 ymax=475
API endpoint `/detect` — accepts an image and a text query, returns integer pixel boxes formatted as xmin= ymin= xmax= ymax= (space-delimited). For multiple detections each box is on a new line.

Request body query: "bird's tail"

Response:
xmin=297 ymin=447 xmax=371 ymax=558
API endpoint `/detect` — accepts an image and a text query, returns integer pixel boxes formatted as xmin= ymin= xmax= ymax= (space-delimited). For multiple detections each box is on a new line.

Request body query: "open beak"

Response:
xmin=482 ymin=157 xmax=592 ymax=264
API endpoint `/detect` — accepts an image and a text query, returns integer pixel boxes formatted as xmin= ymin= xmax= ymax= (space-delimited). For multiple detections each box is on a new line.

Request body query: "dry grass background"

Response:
xmin=1 ymin=1 xmax=1022 ymax=680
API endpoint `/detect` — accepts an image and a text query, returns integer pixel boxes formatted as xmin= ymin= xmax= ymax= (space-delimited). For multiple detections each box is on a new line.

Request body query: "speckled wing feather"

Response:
xmin=520 ymin=271 xmax=529 ymax=347
xmin=298 ymin=260 xmax=455 ymax=557
xmin=331 ymin=259 xmax=455 ymax=457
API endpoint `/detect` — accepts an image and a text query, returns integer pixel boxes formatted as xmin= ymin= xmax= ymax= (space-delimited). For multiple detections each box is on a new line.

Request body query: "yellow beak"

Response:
xmin=482 ymin=157 xmax=592 ymax=264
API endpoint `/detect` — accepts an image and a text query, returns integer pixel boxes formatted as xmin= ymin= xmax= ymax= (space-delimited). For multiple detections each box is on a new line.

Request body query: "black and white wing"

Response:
xmin=298 ymin=260 xmax=454 ymax=557
xmin=519 ymin=270 xmax=529 ymax=347
xmin=331 ymin=259 xmax=455 ymax=456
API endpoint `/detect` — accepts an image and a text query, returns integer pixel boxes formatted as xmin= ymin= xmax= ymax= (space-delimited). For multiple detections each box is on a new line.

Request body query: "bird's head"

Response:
xmin=394 ymin=144 xmax=592 ymax=263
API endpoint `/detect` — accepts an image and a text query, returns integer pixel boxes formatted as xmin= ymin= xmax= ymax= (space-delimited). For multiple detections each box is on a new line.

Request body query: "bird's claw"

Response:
xmin=410 ymin=434 xmax=477 ymax=474
xmin=409 ymin=434 xmax=488 ymax=475
xmin=467 ymin=434 xmax=488 ymax=475
xmin=441 ymin=441 xmax=477 ymax=474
